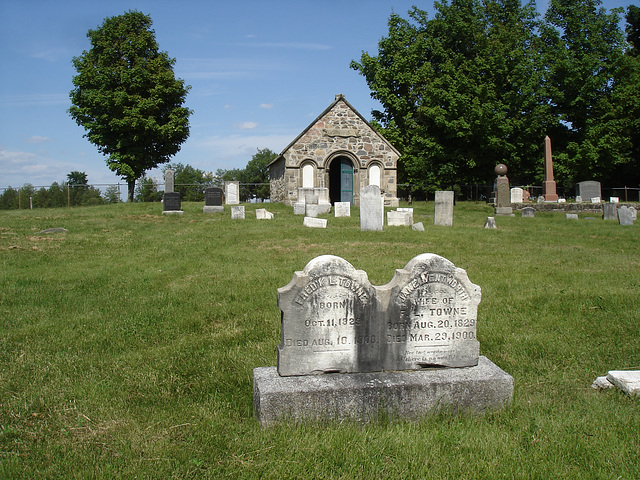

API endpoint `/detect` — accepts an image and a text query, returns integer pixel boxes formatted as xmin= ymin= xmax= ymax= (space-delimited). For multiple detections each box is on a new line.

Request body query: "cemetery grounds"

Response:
xmin=0 ymin=201 xmax=638 ymax=478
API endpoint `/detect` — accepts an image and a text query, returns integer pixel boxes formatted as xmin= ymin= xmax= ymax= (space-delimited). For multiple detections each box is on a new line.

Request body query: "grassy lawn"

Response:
xmin=1 ymin=201 xmax=639 ymax=479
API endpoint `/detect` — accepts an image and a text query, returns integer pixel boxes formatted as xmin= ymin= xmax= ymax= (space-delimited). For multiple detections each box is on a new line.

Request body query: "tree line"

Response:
xmin=1 ymin=147 xmax=276 ymax=209
xmin=0 ymin=171 xmax=120 ymax=210
xmin=351 ymin=0 xmax=640 ymax=194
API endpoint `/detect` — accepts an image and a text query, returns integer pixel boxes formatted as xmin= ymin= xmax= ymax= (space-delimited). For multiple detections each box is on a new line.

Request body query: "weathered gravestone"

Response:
xmin=231 ymin=205 xmax=245 ymax=220
xmin=618 ymin=206 xmax=634 ymax=225
xmin=434 ymin=191 xmax=454 ymax=226
xmin=276 ymin=256 xmax=377 ymax=376
xmin=334 ymin=202 xmax=350 ymax=218
xmin=484 ymin=217 xmax=497 ymax=229
xmin=303 ymin=217 xmax=327 ymax=228
xmin=566 ymin=213 xmax=579 ymax=220
xmin=256 ymin=208 xmax=274 ymax=220
xmin=203 ymin=187 xmax=224 ymax=213
xmin=630 ymin=207 xmax=637 ymax=221
xmin=225 ymin=181 xmax=240 ymax=205
xmin=253 ymin=254 xmax=513 ymax=425
xmin=387 ymin=210 xmax=412 ymax=227
xmin=412 ymin=222 xmax=424 ymax=231
xmin=360 ymin=185 xmax=384 ymax=231
xmin=162 ymin=192 xmax=183 ymax=215
xmin=521 ymin=207 xmax=536 ymax=218
xmin=576 ymin=181 xmax=601 ymax=203
xmin=510 ymin=187 xmax=523 ymax=204
xmin=494 ymin=164 xmax=513 ymax=215
xmin=164 ymin=169 xmax=175 ymax=194
xmin=603 ymin=202 xmax=618 ymax=221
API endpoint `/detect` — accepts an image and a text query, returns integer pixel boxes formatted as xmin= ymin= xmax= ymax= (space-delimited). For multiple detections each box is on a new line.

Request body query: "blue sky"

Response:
xmin=0 ymin=0 xmax=633 ymax=192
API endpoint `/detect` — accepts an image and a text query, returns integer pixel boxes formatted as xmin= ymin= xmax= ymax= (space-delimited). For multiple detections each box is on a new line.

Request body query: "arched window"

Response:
xmin=302 ymin=163 xmax=314 ymax=188
xmin=369 ymin=164 xmax=381 ymax=187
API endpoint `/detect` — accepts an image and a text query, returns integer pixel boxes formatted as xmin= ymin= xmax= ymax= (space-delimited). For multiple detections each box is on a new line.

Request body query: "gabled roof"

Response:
xmin=268 ymin=94 xmax=400 ymax=167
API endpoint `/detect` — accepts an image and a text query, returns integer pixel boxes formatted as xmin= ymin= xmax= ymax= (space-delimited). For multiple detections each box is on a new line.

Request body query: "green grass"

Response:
xmin=1 ymin=201 xmax=639 ymax=479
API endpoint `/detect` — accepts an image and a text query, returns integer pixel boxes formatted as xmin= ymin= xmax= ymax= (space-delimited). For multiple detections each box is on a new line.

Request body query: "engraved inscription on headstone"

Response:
xmin=164 ymin=169 xmax=175 ymax=194
xmin=382 ymin=254 xmax=481 ymax=370
xmin=360 ymin=185 xmax=383 ymax=231
xmin=277 ymin=256 xmax=378 ymax=376
xmin=163 ymin=192 xmax=181 ymax=211
xmin=434 ymin=191 xmax=454 ymax=226
xmin=225 ymin=181 xmax=239 ymax=205
xmin=205 ymin=187 xmax=223 ymax=206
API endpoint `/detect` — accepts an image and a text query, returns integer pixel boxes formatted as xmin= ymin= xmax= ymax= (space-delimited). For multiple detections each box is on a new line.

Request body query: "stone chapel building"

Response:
xmin=269 ymin=94 xmax=400 ymax=207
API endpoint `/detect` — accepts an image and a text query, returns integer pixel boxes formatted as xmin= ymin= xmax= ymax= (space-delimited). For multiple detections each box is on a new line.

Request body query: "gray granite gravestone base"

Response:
xmin=254 ymin=356 xmax=513 ymax=426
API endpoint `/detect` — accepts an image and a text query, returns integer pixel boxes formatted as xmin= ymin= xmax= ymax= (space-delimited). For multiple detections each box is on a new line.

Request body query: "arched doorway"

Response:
xmin=329 ymin=156 xmax=354 ymax=204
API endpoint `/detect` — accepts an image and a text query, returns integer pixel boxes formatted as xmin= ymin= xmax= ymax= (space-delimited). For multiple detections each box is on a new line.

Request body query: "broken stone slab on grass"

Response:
xmin=606 ymin=371 xmax=640 ymax=395
xmin=256 ymin=208 xmax=274 ymax=220
xmin=303 ymin=217 xmax=327 ymax=228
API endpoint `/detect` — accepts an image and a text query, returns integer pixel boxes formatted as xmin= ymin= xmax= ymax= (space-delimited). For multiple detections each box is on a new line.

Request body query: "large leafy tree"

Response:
xmin=351 ymin=0 xmax=551 ymax=192
xmin=69 ymin=11 xmax=192 ymax=202
xmin=540 ymin=0 xmax=625 ymax=185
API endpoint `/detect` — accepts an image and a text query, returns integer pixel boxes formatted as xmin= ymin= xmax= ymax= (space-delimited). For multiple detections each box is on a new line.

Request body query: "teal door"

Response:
xmin=340 ymin=159 xmax=353 ymax=204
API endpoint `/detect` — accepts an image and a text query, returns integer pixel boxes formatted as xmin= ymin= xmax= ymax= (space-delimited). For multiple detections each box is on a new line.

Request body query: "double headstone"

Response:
xmin=203 ymin=187 xmax=224 ymax=213
xmin=253 ymin=254 xmax=513 ymax=425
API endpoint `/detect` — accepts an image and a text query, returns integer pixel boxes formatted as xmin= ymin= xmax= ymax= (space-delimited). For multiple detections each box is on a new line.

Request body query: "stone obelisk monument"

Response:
xmin=543 ymin=136 xmax=558 ymax=201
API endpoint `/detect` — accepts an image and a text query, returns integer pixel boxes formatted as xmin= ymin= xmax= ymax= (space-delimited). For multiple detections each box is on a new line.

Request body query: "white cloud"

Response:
xmin=260 ymin=103 xmax=273 ymax=109
xmin=236 ymin=122 xmax=258 ymax=130
xmin=239 ymin=42 xmax=331 ymax=51
xmin=24 ymin=136 xmax=52 ymax=144
xmin=0 ymin=93 xmax=69 ymax=107
xmin=194 ymin=133 xmax=293 ymax=168
xmin=30 ymin=47 xmax=69 ymax=63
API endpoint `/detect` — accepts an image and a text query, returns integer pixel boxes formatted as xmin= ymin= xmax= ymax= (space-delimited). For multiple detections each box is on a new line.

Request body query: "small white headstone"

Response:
xmin=558 ymin=198 xmax=566 ymax=203
xmin=305 ymin=204 xmax=320 ymax=218
xmin=610 ymin=197 xmax=619 ymax=203
xmin=412 ymin=222 xmax=424 ymax=231
xmin=591 ymin=197 xmax=601 ymax=204
xmin=566 ymin=213 xmax=579 ymax=220
xmin=387 ymin=210 xmax=412 ymax=227
xmin=293 ymin=202 xmax=306 ymax=215
xmin=629 ymin=206 xmax=637 ymax=220
xmin=231 ymin=205 xmax=245 ymax=219
xmin=575 ymin=196 xmax=582 ymax=203
xmin=256 ymin=208 xmax=274 ymax=220
xmin=510 ymin=187 xmax=523 ymax=203
xmin=334 ymin=202 xmax=350 ymax=217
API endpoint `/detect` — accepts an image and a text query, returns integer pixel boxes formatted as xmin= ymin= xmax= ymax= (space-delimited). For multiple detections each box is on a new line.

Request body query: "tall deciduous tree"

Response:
xmin=351 ymin=0 xmax=550 ymax=192
xmin=69 ymin=11 xmax=192 ymax=202
xmin=540 ymin=0 xmax=625 ymax=185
